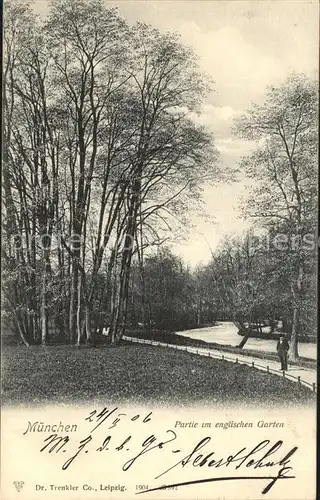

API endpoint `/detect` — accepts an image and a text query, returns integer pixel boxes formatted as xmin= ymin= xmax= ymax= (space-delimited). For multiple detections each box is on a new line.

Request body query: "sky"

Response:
xmin=33 ymin=0 xmax=319 ymax=265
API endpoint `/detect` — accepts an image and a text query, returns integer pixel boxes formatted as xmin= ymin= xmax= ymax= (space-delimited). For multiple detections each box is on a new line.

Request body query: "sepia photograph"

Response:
xmin=1 ymin=0 xmax=318 ymax=499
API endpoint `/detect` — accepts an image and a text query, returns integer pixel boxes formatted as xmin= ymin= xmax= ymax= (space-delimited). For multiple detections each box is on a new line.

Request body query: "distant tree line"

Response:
xmin=124 ymin=223 xmax=316 ymax=355
xmin=127 ymin=248 xmax=217 ymax=331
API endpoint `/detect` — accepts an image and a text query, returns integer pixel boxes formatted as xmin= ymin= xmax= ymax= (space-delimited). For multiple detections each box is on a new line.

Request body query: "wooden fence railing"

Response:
xmin=123 ymin=336 xmax=317 ymax=394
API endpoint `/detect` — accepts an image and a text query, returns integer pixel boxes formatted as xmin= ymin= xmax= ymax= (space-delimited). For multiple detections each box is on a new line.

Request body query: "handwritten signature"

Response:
xmin=33 ymin=407 xmax=298 ymax=495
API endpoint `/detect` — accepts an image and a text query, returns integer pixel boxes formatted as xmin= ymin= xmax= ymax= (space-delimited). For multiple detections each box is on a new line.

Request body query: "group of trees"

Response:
xmin=126 ymin=73 xmax=318 ymax=361
xmin=193 ymin=73 xmax=317 ymax=360
xmin=2 ymin=1 xmax=317 ymax=361
xmin=232 ymin=74 xmax=317 ymax=359
xmin=2 ymin=0 xmax=218 ymax=346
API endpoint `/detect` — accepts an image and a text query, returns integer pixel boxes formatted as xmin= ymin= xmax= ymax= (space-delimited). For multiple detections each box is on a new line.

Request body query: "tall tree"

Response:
xmin=3 ymin=0 xmax=59 ymax=346
xmin=44 ymin=0 xmax=131 ymax=343
xmin=106 ymin=23 xmax=218 ymax=342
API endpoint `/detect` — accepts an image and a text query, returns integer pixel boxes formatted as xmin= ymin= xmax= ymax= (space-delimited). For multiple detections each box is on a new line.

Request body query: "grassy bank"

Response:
xmin=1 ymin=342 xmax=315 ymax=408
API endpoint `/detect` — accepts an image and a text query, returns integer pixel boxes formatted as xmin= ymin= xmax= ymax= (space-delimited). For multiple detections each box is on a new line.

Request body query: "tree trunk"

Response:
xmin=32 ymin=313 xmax=39 ymax=342
xmin=139 ymin=261 xmax=146 ymax=327
xmin=197 ymin=298 xmax=202 ymax=326
xmin=233 ymin=319 xmax=246 ymax=333
xmin=40 ymin=272 xmax=48 ymax=346
xmin=85 ymin=304 xmax=92 ymax=343
xmin=288 ymin=262 xmax=303 ymax=360
xmin=137 ymin=215 xmax=146 ymax=327
xmin=237 ymin=318 xmax=252 ymax=348
xmin=41 ymin=249 xmax=50 ymax=346
xmin=69 ymin=262 xmax=78 ymax=344
xmin=76 ymin=271 xmax=82 ymax=346
xmin=108 ymin=250 xmax=119 ymax=344
xmin=15 ymin=318 xmax=30 ymax=347
xmin=270 ymin=318 xmax=276 ymax=333
xmin=118 ymin=269 xmax=131 ymax=340
xmin=237 ymin=329 xmax=252 ymax=349
xmin=110 ymin=231 xmax=134 ymax=343
xmin=110 ymin=269 xmax=128 ymax=344
xmin=289 ymin=307 xmax=299 ymax=360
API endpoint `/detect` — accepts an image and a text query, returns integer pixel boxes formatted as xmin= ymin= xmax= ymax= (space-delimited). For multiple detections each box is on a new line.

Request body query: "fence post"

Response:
xmin=282 ymin=371 xmax=285 ymax=378
xmin=297 ymin=376 xmax=301 ymax=385
xmin=252 ymin=361 xmax=254 ymax=368
xmin=267 ymin=366 xmax=269 ymax=373
xmin=222 ymin=355 xmax=224 ymax=360
xmin=236 ymin=358 xmax=238 ymax=364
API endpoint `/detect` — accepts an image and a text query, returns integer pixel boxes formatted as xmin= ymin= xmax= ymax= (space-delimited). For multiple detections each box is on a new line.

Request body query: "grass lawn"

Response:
xmin=1 ymin=342 xmax=316 ymax=408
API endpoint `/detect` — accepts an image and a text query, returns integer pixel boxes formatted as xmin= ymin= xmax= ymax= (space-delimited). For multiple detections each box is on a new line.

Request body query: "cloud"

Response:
xmin=179 ymin=22 xmax=287 ymax=109
xmin=188 ymin=103 xmax=251 ymax=170
xmin=205 ymin=105 xmax=236 ymax=121
xmin=189 ymin=104 xmax=241 ymax=135
xmin=215 ymin=137 xmax=252 ymax=154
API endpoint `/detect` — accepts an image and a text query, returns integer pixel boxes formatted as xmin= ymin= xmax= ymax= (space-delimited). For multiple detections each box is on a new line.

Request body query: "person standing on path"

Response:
xmin=276 ymin=334 xmax=290 ymax=371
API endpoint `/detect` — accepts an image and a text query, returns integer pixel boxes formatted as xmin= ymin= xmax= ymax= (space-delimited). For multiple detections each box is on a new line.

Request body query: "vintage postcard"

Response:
xmin=1 ymin=0 xmax=318 ymax=499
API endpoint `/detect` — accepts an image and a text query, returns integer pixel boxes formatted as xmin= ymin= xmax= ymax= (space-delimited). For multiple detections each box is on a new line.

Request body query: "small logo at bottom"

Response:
xmin=13 ymin=481 xmax=25 ymax=492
